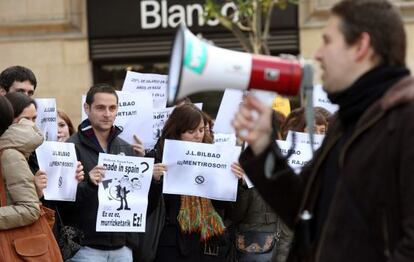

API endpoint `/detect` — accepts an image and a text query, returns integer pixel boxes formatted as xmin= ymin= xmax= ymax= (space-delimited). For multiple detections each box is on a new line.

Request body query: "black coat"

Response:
xmin=61 ymin=123 xmax=137 ymax=250
xmin=240 ymin=76 xmax=414 ymax=262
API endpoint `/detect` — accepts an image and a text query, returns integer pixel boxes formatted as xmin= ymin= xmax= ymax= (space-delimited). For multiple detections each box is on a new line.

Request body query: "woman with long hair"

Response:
xmin=148 ymin=103 xmax=238 ymax=261
xmin=0 ymin=94 xmax=42 ymax=229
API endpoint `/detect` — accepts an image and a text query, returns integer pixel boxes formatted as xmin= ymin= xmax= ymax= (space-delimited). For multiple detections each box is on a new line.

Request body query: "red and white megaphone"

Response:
xmin=167 ymin=25 xmax=313 ymax=105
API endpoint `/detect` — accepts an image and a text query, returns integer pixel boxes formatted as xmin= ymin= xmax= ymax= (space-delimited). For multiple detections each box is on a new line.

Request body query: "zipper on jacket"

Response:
xmin=314 ymin=111 xmax=384 ymax=261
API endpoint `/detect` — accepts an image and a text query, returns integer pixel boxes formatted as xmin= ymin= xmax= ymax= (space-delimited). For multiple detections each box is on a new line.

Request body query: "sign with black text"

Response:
xmin=96 ymin=153 xmax=154 ymax=232
xmin=35 ymin=141 xmax=78 ymax=201
xmin=35 ymin=98 xmax=58 ymax=141
xmin=162 ymin=139 xmax=240 ymax=201
xmin=122 ymin=72 xmax=167 ymax=108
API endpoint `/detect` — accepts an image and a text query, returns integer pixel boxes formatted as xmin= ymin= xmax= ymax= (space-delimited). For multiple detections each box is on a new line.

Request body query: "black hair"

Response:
xmin=0 ymin=66 xmax=37 ymax=92
xmin=85 ymin=83 xmax=118 ymax=105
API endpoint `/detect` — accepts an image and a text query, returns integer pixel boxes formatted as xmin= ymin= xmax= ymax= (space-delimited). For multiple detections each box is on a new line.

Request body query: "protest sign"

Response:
xmin=276 ymin=140 xmax=314 ymax=174
xmin=214 ymin=89 xmax=277 ymax=134
xmin=162 ymin=139 xmax=240 ymax=201
xmin=151 ymin=106 xmax=175 ymax=149
xmin=96 ymin=153 xmax=154 ymax=232
xmin=35 ymin=141 xmax=77 ymax=201
xmin=213 ymin=133 xmax=237 ymax=146
xmin=35 ymin=98 xmax=57 ymax=141
xmin=122 ymin=71 xmax=167 ymax=108
xmin=115 ymin=91 xmax=153 ymax=147
xmin=313 ymin=84 xmax=339 ymax=114
xmin=285 ymin=131 xmax=325 ymax=151
xmin=213 ymin=89 xmax=243 ymax=134
xmin=81 ymin=95 xmax=87 ymax=121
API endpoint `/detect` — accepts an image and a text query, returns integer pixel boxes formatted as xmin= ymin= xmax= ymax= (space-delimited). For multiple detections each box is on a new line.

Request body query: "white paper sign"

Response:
xmin=214 ymin=133 xmax=237 ymax=146
xmin=81 ymin=95 xmax=87 ymax=122
xmin=285 ymin=131 xmax=325 ymax=151
xmin=150 ymin=103 xmax=203 ymax=149
xmin=96 ymin=153 xmax=154 ymax=232
xmin=151 ymin=106 xmax=175 ymax=149
xmin=115 ymin=91 xmax=154 ymax=148
xmin=213 ymin=89 xmax=243 ymax=134
xmin=122 ymin=71 xmax=167 ymax=108
xmin=276 ymin=140 xmax=314 ymax=174
xmin=35 ymin=141 xmax=78 ymax=201
xmin=214 ymin=89 xmax=278 ymax=134
xmin=35 ymin=98 xmax=58 ymax=141
xmin=313 ymin=84 xmax=339 ymax=114
xmin=162 ymin=139 xmax=240 ymax=201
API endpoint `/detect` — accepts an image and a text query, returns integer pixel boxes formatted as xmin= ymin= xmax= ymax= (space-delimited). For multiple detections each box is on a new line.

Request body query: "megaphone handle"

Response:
xmin=301 ymin=63 xmax=315 ymax=153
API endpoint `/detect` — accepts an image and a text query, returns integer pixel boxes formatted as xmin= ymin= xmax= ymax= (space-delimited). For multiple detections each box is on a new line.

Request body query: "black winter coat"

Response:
xmin=62 ymin=123 xmax=137 ymax=250
xmin=240 ymin=76 xmax=414 ymax=262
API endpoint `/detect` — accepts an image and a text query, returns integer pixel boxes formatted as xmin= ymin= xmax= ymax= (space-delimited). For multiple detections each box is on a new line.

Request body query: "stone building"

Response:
xmin=0 ymin=0 xmax=413 ymax=124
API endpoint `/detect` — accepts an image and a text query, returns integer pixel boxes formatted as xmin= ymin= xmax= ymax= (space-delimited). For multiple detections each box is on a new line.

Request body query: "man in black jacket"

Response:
xmin=66 ymin=84 xmax=137 ymax=261
xmin=233 ymin=0 xmax=414 ymax=261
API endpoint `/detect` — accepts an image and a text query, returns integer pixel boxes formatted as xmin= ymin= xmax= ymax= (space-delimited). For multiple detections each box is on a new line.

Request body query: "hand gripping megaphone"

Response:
xmin=167 ymin=25 xmax=314 ymax=105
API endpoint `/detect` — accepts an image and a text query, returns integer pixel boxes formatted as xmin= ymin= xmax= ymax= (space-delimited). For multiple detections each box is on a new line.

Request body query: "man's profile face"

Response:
xmin=84 ymin=93 xmax=118 ymax=133
xmin=9 ymin=80 xmax=35 ymax=97
xmin=314 ymin=15 xmax=358 ymax=94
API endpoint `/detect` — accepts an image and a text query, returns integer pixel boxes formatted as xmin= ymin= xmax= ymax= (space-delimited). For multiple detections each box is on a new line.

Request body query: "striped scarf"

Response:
xmin=177 ymin=195 xmax=225 ymax=241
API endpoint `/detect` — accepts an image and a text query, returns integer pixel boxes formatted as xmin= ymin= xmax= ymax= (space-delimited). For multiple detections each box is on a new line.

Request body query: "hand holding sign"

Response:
xmin=152 ymin=163 xmax=167 ymax=182
xmin=75 ymin=161 xmax=85 ymax=182
xmin=231 ymin=162 xmax=244 ymax=180
xmin=132 ymin=134 xmax=145 ymax=157
xmin=34 ymin=170 xmax=48 ymax=198
xmin=89 ymin=165 xmax=106 ymax=185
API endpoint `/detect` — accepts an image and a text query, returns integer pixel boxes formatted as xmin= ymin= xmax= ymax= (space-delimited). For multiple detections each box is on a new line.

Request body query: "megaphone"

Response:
xmin=167 ymin=25 xmax=313 ymax=105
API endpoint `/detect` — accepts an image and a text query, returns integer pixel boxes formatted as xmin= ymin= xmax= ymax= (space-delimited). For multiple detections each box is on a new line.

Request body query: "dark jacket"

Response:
xmin=240 ymin=76 xmax=414 ymax=262
xmin=228 ymin=185 xmax=293 ymax=262
xmin=63 ymin=122 xmax=137 ymax=250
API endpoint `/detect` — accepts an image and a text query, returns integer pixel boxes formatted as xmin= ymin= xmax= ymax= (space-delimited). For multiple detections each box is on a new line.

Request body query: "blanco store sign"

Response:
xmin=140 ymin=0 xmax=238 ymax=29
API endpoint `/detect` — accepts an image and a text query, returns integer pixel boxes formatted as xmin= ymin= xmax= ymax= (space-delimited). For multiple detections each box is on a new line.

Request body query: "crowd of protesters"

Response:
xmin=1 ymin=0 xmax=413 ymax=262
xmin=0 ymin=63 xmax=329 ymax=262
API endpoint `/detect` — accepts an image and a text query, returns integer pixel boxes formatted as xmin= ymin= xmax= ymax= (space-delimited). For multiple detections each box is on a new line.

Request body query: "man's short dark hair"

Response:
xmin=85 ymin=83 xmax=118 ymax=105
xmin=332 ymin=0 xmax=406 ymax=66
xmin=0 ymin=66 xmax=37 ymax=92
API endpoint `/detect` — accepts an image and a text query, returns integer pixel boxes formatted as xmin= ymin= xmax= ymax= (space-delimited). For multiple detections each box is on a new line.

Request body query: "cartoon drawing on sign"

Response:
xmin=102 ymin=175 xmax=144 ymax=210
xmin=116 ymin=175 xmax=131 ymax=211
xmin=153 ymin=119 xmax=165 ymax=140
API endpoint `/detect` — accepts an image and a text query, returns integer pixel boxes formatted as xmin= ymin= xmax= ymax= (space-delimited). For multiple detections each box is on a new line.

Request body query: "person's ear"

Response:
xmin=354 ymin=32 xmax=374 ymax=62
xmin=84 ymin=103 xmax=90 ymax=116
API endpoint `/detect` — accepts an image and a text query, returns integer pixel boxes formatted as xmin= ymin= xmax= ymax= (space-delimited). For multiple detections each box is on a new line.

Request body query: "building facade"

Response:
xmin=0 ymin=0 xmax=413 ymax=124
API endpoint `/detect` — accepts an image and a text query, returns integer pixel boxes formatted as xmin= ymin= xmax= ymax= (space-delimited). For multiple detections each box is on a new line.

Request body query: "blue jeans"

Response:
xmin=66 ymin=246 xmax=132 ymax=262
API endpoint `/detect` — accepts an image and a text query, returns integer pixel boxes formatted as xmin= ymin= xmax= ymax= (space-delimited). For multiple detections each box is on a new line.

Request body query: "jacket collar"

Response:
xmin=78 ymin=119 xmax=123 ymax=153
